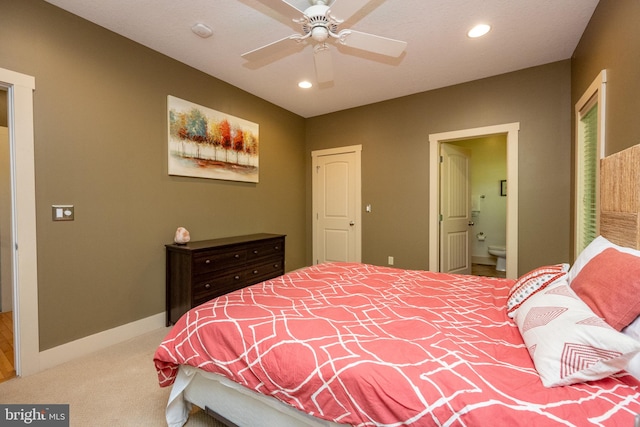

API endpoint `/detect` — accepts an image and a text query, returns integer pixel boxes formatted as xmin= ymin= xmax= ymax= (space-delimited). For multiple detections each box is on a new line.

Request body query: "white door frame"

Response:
xmin=429 ymin=123 xmax=519 ymax=279
xmin=1 ymin=67 xmax=40 ymax=376
xmin=312 ymin=145 xmax=362 ymax=264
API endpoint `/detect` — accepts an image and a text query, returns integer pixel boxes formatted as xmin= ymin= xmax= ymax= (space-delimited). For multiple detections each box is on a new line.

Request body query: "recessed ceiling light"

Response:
xmin=298 ymin=81 xmax=313 ymax=89
xmin=468 ymin=24 xmax=491 ymax=38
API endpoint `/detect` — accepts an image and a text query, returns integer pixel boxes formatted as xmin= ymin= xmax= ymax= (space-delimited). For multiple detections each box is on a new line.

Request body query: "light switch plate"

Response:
xmin=52 ymin=205 xmax=74 ymax=221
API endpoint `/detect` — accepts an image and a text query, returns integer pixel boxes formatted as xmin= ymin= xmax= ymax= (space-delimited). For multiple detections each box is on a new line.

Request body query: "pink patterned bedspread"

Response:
xmin=154 ymin=262 xmax=640 ymax=426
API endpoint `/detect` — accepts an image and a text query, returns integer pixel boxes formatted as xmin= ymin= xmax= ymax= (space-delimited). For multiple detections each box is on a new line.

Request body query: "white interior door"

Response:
xmin=312 ymin=145 xmax=362 ymax=264
xmin=440 ymin=143 xmax=472 ymax=274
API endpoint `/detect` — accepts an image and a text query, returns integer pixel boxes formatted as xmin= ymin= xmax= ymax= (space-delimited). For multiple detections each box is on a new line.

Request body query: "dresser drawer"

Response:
xmin=245 ymin=258 xmax=285 ymax=285
xmin=247 ymin=238 xmax=285 ymax=262
xmin=193 ymin=270 xmax=246 ymax=305
xmin=193 ymin=249 xmax=246 ymax=275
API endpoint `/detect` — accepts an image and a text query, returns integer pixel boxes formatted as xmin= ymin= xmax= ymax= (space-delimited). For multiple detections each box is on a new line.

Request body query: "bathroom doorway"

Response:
xmin=448 ymin=135 xmax=507 ymax=278
xmin=429 ymin=123 xmax=519 ymax=279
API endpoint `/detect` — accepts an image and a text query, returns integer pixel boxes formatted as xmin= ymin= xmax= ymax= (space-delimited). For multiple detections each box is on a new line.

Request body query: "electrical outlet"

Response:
xmin=388 ymin=256 xmax=394 ymax=265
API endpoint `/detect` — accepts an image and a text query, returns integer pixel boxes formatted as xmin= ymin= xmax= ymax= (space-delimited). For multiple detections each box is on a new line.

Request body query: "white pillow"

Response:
xmin=568 ymin=235 xmax=640 ymax=284
xmin=623 ymin=316 xmax=640 ymax=380
xmin=623 ymin=316 xmax=640 ymax=341
xmin=514 ymin=281 xmax=640 ymax=387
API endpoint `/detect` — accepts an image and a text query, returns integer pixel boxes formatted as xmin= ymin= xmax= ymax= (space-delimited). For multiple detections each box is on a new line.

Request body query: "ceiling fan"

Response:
xmin=242 ymin=0 xmax=408 ymax=83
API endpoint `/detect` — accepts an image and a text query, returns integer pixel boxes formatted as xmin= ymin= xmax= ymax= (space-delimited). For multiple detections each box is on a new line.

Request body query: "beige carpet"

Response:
xmin=0 ymin=327 xmax=225 ymax=426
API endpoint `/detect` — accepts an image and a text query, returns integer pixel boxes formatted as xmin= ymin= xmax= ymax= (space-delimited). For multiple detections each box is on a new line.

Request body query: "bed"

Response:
xmin=154 ymin=144 xmax=640 ymax=427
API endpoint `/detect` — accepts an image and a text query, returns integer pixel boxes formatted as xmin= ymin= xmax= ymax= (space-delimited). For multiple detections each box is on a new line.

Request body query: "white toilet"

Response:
xmin=488 ymin=245 xmax=507 ymax=272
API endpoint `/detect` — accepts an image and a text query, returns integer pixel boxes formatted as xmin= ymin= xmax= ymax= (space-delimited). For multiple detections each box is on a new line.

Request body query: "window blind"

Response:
xmin=577 ymin=103 xmax=598 ymax=252
xmin=574 ymin=70 xmax=605 ymax=259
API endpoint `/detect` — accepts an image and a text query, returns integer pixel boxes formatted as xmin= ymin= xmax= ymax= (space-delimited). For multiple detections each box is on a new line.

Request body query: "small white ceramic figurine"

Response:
xmin=174 ymin=227 xmax=190 ymax=245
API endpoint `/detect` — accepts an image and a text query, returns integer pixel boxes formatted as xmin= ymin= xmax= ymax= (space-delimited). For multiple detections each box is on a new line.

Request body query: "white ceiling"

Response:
xmin=44 ymin=0 xmax=599 ymax=118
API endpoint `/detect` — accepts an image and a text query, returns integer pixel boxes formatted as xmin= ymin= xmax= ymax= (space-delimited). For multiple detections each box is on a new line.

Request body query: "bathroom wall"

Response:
xmin=452 ymin=135 xmax=507 ymax=265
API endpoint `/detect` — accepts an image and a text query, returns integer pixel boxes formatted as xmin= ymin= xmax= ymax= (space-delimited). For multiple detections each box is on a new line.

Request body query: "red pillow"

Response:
xmin=571 ymin=247 xmax=640 ymax=331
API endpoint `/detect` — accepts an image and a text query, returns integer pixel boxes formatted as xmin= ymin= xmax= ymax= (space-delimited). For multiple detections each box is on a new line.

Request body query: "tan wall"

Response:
xmin=306 ymin=61 xmax=573 ymax=274
xmin=0 ymin=0 xmax=306 ymax=350
xmin=572 ymin=0 xmax=640 ymax=156
xmin=570 ymin=0 xmax=640 ymax=255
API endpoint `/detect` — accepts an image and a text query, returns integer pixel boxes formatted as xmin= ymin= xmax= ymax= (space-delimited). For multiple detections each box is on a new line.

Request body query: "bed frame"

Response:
xmin=175 ymin=143 xmax=640 ymax=427
xmin=600 ymin=144 xmax=640 ymax=249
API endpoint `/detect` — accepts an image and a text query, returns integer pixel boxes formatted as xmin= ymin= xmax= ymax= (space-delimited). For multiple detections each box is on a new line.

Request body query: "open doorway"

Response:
xmin=0 ymin=88 xmax=13 ymax=382
xmin=447 ymin=135 xmax=507 ymax=278
xmin=0 ymin=67 xmax=40 ymax=377
xmin=429 ymin=123 xmax=519 ymax=279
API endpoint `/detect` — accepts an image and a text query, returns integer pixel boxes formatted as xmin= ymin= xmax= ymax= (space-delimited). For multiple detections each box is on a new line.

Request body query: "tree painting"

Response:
xmin=167 ymin=95 xmax=259 ymax=183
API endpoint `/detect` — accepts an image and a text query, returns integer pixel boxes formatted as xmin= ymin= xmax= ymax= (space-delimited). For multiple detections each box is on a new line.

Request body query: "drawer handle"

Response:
xmin=252 ymin=269 xmax=259 ymax=275
xmin=273 ymin=263 xmax=280 ymax=269
xmin=274 ymin=246 xmax=280 ymax=250
xmin=205 ymin=259 xmax=211 ymax=264
xmin=204 ymin=283 xmax=211 ymax=290
xmin=234 ymin=275 xmax=241 ymax=280
xmin=253 ymin=250 xmax=259 ymax=254
xmin=234 ymin=254 xmax=241 ymax=259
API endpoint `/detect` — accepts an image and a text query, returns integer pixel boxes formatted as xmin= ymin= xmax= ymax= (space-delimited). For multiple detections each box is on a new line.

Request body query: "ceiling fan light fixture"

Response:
xmin=468 ymin=24 xmax=491 ymax=38
xmin=311 ymin=26 xmax=329 ymax=42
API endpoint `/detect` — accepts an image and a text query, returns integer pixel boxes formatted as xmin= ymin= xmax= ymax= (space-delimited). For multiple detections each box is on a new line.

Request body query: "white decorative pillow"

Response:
xmin=506 ymin=264 xmax=569 ymax=318
xmin=623 ymin=316 xmax=640 ymax=380
xmin=514 ymin=281 xmax=640 ymax=387
xmin=625 ymin=353 xmax=640 ymax=380
xmin=623 ymin=316 xmax=640 ymax=341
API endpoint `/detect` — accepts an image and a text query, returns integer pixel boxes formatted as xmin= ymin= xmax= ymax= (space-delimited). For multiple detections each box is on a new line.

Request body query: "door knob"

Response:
xmin=349 ymin=221 xmax=355 ymax=226
xmin=468 ymin=221 xmax=475 ymax=226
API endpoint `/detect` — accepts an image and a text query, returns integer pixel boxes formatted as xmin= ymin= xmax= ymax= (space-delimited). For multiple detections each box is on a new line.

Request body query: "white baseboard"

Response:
xmin=38 ymin=312 xmax=166 ymax=372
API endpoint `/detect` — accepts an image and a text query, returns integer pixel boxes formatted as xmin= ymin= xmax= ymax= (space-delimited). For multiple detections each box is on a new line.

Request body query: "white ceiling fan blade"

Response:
xmin=314 ymin=47 xmax=334 ymax=83
xmin=328 ymin=0 xmax=372 ymax=22
xmin=338 ymin=30 xmax=407 ymax=57
xmin=242 ymin=35 xmax=302 ymax=62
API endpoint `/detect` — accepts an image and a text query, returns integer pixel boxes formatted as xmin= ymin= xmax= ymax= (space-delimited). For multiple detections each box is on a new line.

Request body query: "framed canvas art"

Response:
xmin=168 ymin=95 xmax=259 ymax=183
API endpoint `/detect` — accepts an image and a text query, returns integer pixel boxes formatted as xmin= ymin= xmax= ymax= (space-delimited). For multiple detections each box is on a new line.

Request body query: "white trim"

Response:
xmin=574 ymin=70 xmax=607 ymax=259
xmin=429 ymin=123 xmax=520 ymax=279
xmin=576 ymin=70 xmax=607 ymax=158
xmin=0 ymin=67 xmax=39 ymax=376
xmin=311 ymin=145 xmax=362 ymax=264
xmin=39 ymin=312 xmax=166 ymax=371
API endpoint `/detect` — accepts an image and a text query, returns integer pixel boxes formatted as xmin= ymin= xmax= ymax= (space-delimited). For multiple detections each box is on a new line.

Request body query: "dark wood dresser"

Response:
xmin=165 ymin=233 xmax=285 ymax=325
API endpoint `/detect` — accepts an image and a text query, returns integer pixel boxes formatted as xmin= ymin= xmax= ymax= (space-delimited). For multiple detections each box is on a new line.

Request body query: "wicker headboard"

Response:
xmin=599 ymin=144 xmax=640 ymax=250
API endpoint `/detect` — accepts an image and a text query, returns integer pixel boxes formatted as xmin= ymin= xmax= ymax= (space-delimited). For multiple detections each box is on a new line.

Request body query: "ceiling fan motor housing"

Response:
xmin=303 ymin=5 xmax=339 ymax=42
